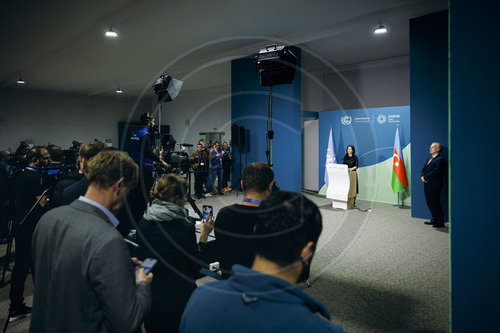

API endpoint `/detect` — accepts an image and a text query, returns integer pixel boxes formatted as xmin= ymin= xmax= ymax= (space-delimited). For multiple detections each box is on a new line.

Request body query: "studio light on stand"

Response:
xmin=255 ymin=44 xmax=297 ymax=168
xmin=153 ymin=75 xmax=183 ymax=155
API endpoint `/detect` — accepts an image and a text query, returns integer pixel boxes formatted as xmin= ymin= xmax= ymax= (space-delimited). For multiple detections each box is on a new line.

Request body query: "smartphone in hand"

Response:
xmin=202 ymin=205 xmax=213 ymax=220
xmin=135 ymin=258 xmax=157 ymax=280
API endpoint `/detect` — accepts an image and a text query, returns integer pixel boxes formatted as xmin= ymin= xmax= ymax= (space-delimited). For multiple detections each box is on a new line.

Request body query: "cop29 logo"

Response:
xmin=377 ymin=114 xmax=387 ymax=124
xmin=341 ymin=116 xmax=352 ymax=125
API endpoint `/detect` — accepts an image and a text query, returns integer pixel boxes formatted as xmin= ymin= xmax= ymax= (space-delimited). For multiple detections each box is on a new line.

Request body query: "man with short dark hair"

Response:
xmin=221 ymin=141 xmax=232 ymax=191
xmin=8 ymin=146 xmax=50 ymax=322
xmin=190 ymin=143 xmax=208 ymax=199
xmin=181 ymin=191 xmax=345 ymax=333
xmin=214 ymin=162 xmax=274 ymax=277
xmin=46 ymin=145 xmax=64 ymax=175
xmin=61 ymin=140 xmax=108 ymax=206
xmin=31 ymin=150 xmax=153 ymax=332
xmin=208 ymin=141 xmax=224 ymax=195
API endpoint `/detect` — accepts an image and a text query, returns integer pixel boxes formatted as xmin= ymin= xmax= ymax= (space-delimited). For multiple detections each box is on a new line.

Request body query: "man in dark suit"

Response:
xmin=421 ymin=142 xmax=447 ymax=228
xmin=31 ymin=150 xmax=153 ymax=332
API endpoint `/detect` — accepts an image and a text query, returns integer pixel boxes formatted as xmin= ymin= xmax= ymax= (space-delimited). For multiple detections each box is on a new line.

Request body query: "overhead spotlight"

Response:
xmin=374 ymin=23 xmax=388 ymax=34
xmin=105 ymin=27 xmax=118 ymax=38
xmin=116 ymin=88 xmax=123 ymax=94
xmin=16 ymin=78 xmax=26 ymax=84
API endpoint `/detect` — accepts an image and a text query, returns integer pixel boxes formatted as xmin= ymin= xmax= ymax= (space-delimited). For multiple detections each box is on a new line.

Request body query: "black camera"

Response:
xmin=158 ymin=151 xmax=197 ymax=175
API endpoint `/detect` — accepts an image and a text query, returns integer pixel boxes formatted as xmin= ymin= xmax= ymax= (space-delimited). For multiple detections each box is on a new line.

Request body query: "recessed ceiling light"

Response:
xmin=374 ymin=23 xmax=388 ymax=34
xmin=17 ymin=78 xmax=26 ymax=84
xmin=105 ymin=27 xmax=118 ymax=38
xmin=116 ymin=88 xmax=123 ymax=94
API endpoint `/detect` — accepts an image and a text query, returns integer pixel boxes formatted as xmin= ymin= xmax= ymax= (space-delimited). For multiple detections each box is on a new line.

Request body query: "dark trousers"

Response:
xmin=424 ymin=183 xmax=444 ymax=225
xmin=9 ymin=232 xmax=32 ymax=309
xmin=222 ymin=161 xmax=231 ymax=188
xmin=194 ymin=169 xmax=207 ymax=197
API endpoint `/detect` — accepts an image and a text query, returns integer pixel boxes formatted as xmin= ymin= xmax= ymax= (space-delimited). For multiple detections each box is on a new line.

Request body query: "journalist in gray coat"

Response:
xmin=30 ymin=150 xmax=152 ymax=333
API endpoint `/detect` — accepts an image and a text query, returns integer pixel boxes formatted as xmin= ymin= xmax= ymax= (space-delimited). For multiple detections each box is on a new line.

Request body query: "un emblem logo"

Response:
xmin=341 ymin=116 xmax=352 ymax=125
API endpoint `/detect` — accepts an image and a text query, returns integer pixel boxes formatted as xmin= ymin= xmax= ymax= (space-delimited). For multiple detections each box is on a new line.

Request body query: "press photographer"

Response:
xmin=8 ymin=146 xmax=51 ymax=322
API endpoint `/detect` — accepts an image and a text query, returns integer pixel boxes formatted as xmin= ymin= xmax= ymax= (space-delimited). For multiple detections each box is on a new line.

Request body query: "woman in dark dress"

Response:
xmin=137 ymin=174 xmax=214 ymax=333
xmin=343 ymin=145 xmax=359 ymax=205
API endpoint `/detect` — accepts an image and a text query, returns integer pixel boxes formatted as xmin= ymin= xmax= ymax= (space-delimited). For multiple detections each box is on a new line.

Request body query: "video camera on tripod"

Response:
xmin=156 ymin=134 xmax=197 ymax=175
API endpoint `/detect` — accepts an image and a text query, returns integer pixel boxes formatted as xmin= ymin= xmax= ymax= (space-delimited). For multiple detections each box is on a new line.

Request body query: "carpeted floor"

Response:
xmin=0 ymin=191 xmax=449 ymax=332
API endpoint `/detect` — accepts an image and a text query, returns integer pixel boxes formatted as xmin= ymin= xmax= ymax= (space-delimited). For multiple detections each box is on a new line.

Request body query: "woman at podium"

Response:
xmin=343 ymin=145 xmax=359 ymax=208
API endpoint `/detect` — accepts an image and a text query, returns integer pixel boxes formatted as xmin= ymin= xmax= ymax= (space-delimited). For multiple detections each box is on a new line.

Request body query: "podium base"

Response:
xmin=332 ymin=200 xmax=347 ymax=210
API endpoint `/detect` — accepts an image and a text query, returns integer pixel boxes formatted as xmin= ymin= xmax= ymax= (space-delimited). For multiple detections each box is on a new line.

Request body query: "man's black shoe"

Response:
xmin=8 ymin=304 xmax=32 ymax=323
xmin=432 ymin=224 xmax=445 ymax=228
xmin=424 ymin=221 xmax=434 ymax=225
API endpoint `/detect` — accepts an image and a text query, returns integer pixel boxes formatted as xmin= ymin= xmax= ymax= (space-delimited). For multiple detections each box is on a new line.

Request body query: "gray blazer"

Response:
xmin=30 ymin=199 xmax=151 ymax=333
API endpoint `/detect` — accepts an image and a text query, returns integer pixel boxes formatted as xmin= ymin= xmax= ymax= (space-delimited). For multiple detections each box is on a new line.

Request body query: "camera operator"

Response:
xmin=8 ymin=146 xmax=50 ymax=322
xmin=129 ymin=113 xmax=168 ymax=225
xmin=190 ymin=142 xmax=209 ymax=199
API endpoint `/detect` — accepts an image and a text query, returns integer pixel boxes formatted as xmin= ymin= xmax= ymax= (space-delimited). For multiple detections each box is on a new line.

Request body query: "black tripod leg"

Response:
xmin=186 ymin=195 xmax=202 ymax=220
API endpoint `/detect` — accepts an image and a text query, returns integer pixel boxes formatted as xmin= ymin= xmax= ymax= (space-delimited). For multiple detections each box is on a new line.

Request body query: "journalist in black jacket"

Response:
xmin=421 ymin=142 xmax=447 ymax=227
xmin=137 ymin=174 xmax=214 ymax=333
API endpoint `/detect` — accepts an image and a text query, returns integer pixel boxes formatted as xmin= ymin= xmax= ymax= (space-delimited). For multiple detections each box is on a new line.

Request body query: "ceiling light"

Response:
xmin=116 ymin=88 xmax=123 ymax=94
xmin=105 ymin=28 xmax=118 ymax=38
xmin=16 ymin=78 xmax=26 ymax=84
xmin=374 ymin=23 xmax=388 ymax=34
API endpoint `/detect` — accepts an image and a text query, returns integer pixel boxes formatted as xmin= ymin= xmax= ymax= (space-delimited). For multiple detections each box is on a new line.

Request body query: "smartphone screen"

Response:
xmin=203 ymin=205 xmax=213 ymax=220
xmin=135 ymin=258 xmax=157 ymax=279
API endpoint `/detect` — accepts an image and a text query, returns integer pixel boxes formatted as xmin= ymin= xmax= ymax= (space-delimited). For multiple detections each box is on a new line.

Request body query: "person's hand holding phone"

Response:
xmin=136 ymin=268 xmax=153 ymax=285
xmin=134 ymin=258 xmax=155 ymax=285
xmin=200 ymin=205 xmax=215 ymax=244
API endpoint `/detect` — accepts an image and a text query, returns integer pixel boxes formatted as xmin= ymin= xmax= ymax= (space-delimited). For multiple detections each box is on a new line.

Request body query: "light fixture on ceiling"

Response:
xmin=116 ymin=88 xmax=123 ymax=94
xmin=105 ymin=27 xmax=118 ymax=38
xmin=16 ymin=78 xmax=26 ymax=84
xmin=373 ymin=23 xmax=388 ymax=34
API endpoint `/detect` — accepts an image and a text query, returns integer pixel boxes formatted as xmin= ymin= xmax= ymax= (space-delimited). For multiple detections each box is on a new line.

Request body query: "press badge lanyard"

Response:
xmin=242 ymin=198 xmax=261 ymax=205
xmin=199 ymin=152 xmax=204 ymax=166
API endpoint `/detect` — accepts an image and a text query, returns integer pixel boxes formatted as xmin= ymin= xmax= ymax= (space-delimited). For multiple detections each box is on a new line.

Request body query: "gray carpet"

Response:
xmin=0 ymin=191 xmax=449 ymax=332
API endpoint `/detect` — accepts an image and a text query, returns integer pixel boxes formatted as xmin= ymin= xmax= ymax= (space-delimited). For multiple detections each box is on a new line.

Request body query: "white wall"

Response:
xmin=0 ymin=88 xmax=151 ymax=150
xmin=158 ymin=85 xmax=232 ymax=148
xmin=302 ymin=56 xmax=409 ymax=111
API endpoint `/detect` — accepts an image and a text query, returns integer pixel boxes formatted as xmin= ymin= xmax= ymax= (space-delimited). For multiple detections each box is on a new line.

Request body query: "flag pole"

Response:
xmin=392 ymin=124 xmax=405 ymax=209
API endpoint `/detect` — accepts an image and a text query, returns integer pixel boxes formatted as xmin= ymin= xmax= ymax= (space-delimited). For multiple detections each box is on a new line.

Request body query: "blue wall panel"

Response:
xmin=231 ymin=47 xmax=302 ymax=192
xmin=450 ymin=1 xmax=500 ymax=331
xmin=409 ymin=11 xmax=449 ymax=220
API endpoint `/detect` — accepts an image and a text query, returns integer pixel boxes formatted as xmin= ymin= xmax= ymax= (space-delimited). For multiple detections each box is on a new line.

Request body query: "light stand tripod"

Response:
xmin=265 ymin=85 xmax=274 ymax=169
